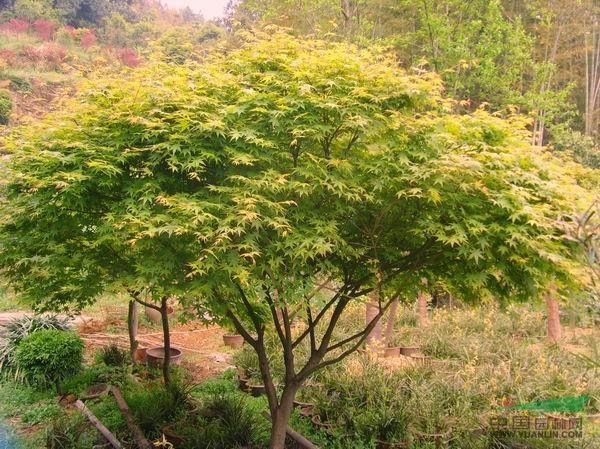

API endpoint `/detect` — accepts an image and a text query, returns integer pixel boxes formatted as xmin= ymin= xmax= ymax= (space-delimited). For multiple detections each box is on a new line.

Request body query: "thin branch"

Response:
xmin=234 ymin=281 xmax=263 ymax=333
xmin=291 ymin=284 xmax=349 ymax=349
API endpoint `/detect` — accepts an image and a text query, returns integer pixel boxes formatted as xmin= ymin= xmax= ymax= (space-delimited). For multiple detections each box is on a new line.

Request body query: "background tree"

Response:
xmin=0 ymin=31 xmax=592 ymax=449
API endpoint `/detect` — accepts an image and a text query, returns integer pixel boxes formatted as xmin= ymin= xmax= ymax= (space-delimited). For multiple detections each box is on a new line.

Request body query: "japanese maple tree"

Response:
xmin=0 ymin=31 xmax=591 ymax=448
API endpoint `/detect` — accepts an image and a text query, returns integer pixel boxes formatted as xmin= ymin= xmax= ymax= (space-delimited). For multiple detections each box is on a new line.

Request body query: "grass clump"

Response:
xmin=96 ymin=343 xmax=129 ymax=367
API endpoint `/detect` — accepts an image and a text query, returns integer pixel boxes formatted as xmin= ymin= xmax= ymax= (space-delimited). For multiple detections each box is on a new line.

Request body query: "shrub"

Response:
xmin=177 ymin=394 xmax=263 ymax=449
xmin=32 ymin=19 xmax=57 ymax=41
xmin=116 ymin=47 xmax=140 ymax=67
xmin=2 ymin=19 xmax=29 ymax=34
xmin=79 ymin=30 xmax=96 ymax=49
xmin=126 ymin=380 xmax=193 ymax=436
xmin=0 ymin=49 xmax=16 ymax=65
xmin=96 ymin=344 xmax=129 ymax=366
xmin=0 ymin=90 xmax=12 ymax=125
xmin=0 ymin=72 xmax=31 ymax=92
xmin=15 ymin=329 xmax=84 ymax=389
xmin=21 ymin=44 xmax=68 ymax=70
xmin=0 ymin=315 xmax=70 ymax=380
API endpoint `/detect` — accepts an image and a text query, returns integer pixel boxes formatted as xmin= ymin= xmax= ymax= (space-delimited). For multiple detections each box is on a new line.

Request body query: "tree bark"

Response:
xmin=268 ymin=384 xmax=299 ymax=449
xmin=417 ymin=291 xmax=429 ymax=328
xmin=260 ymin=411 xmax=317 ymax=449
xmin=160 ymin=297 xmax=171 ymax=385
xmin=383 ymin=299 xmax=399 ymax=346
xmin=546 ymin=288 xmax=561 ymax=343
xmin=365 ymin=295 xmax=382 ymax=347
xmin=127 ymin=300 xmax=139 ymax=362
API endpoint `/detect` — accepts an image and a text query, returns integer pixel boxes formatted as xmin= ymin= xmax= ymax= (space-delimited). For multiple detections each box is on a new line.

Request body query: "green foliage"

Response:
xmin=552 ymin=127 xmax=600 ymax=169
xmin=156 ymin=29 xmax=195 ymax=64
xmin=125 ymin=380 xmax=192 ymax=437
xmin=12 ymin=0 xmax=57 ymax=20
xmin=0 ymin=380 xmax=55 ymax=418
xmin=0 ymin=89 xmax=11 ymax=125
xmin=44 ymin=415 xmax=90 ymax=449
xmin=96 ymin=343 xmax=129 ymax=366
xmin=0 ymin=315 xmax=70 ymax=381
xmin=15 ymin=329 xmax=83 ymax=388
xmin=0 ymin=72 xmax=33 ymax=92
xmin=88 ymin=395 xmax=127 ymax=435
xmin=0 ymin=30 xmax=588 ymax=313
xmin=178 ymin=394 xmax=263 ymax=449
xmin=21 ymin=401 xmax=62 ymax=425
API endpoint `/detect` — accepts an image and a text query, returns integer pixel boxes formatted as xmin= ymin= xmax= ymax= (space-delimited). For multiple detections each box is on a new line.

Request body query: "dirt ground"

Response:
xmin=75 ymin=303 xmax=235 ymax=382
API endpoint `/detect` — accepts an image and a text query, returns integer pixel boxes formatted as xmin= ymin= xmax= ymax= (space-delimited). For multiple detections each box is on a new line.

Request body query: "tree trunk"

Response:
xmin=127 ymin=300 xmax=139 ymax=362
xmin=365 ymin=296 xmax=382 ymax=347
xmin=546 ymin=289 xmax=561 ymax=343
xmin=417 ymin=291 xmax=429 ymax=328
xmin=268 ymin=385 xmax=298 ymax=449
xmin=383 ymin=299 xmax=399 ymax=346
xmin=160 ymin=297 xmax=171 ymax=385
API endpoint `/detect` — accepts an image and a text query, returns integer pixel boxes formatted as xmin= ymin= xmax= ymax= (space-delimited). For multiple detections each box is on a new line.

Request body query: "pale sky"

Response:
xmin=162 ymin=0 xmax=229 ymax=20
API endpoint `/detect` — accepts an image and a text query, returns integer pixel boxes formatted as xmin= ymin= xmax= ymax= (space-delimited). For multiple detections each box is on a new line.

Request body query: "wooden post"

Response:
xmin=75 ymin=400 xmax=122 ymax=449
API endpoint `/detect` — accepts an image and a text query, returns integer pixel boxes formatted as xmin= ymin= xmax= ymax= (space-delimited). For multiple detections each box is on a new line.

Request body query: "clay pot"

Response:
xmin=144 ymin=305 xmax=174 ymax=324
xmin=376 ymin=439 xmax=409 ymax=449
xmin=249 ymin=384 xmax=266 ymax=397
xmin=134 ymin=347 xmax=147 ymax=363
xmin=162 ymin=426 xmax=185 ymax=446
xmin=146 ymin=347 xmax=183 ymax=368
xmin=223 ymin=334 xmax=244 ymax=348
xmin=399 ymin=346 xmax=420 ymax=356
xmin=384 ymin=347 xmax=401 ymax=358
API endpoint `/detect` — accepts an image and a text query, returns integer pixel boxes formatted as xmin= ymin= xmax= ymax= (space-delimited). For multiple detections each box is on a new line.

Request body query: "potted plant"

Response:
xmin=134 ymin=346 xmax=147 ymax=363
xmin=400 ymin=346 xmax=420 ymax=356
xmin=383 ymin=346 xmax=401 ymax=358
xmin=146 ymin=346 xmax=183 ymax=367
xmin=388 ymin=333 xmax=420 ymax=357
